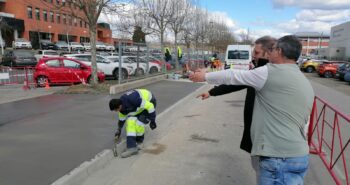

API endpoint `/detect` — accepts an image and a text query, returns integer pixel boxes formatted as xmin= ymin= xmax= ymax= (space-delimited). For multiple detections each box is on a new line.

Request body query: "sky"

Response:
xmin=200 ymin=0 xmax=350 ymax=39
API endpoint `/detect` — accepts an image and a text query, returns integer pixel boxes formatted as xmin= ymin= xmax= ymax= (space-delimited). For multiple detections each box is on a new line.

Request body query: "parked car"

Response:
xmin=40 ymin=40 xmax=57 ymax=50
xmin=123 ymin=56 xmax=161 ymax=75
xmin=335 ymin=63 xmax=350 ymax=80
xmin=142 ymin=56 xmax=172 ymax=71
xmin=96 ymin=41 xmax=106 ymax=51
xmin=13 ymin=38 xmax=32 ymax=49
xmin=105 ymin=43 xmax=115 ymax=51
xmin=34 ymin=57 xmax=105 ymax=87
xmin=63 ymin=54 xmax=133 ymax=80
xmin=34 ymin=50 xmax=60 ymax=61
xmin=1 ymin=50 xmax=36 ymax=67
xmin=55 ymin=41 xmax=69 ymax=50
xmin=300 ymin=59 xmax=327 ymax=73
xmin=69 ymin=42 xmax=84 ymax=51
xmin=82 ymin=42 xmax=91 ymax=51
xmin=344 ymin=71 xmax=350 ymax=83
xmin=317 ymin=61 xmax=346 ymax=78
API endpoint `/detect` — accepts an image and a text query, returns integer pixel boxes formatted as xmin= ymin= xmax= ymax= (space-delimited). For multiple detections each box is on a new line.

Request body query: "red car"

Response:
xmin=143 ymin=56 xmax=172 ymax=70
xmin=34 ymin=57 xmax=105 ymax=87
xmin=318 ymin=61 xmax=345 ymax=78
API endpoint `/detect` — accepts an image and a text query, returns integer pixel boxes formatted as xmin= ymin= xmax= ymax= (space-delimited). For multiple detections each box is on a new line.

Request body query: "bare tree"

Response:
xmin=169 ymin=0 xmax=191 ymax=70
xmin=140 ymin=0 xmax=174 ymax=72
xmin=41 ymin=0 xmax=127 ymax=85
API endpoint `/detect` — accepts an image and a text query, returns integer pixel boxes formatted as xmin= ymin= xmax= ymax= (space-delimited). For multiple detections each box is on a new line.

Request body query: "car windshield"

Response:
xmin=41 ymin=40 xmax=51 ymax=43
xmin=97 ymin=42 xmax=104 ymax=45
xmin=14 ymin=50 xmax=34 ymax=57
xmin=228 ymin=50 xmax=249 ymax=59
xmin=16 ymin=38 xmax=28 ymax=42
xmin=45 ymin=51 xmax=58 ymax=55
xmin=56 ymin=42 xmax=67 ymax=45
xmin=71 ymin=42 xmax=80 ymax=45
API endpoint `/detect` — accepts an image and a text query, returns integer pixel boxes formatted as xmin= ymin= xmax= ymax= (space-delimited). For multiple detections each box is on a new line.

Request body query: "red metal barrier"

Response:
xmin=0 ymin=66 xmax=36 ymax=89
xmin=308 ymin=96 xmax=350 ymax=185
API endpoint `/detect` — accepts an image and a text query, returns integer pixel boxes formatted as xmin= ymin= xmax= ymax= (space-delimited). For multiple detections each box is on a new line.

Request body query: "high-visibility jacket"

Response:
xmin=118 ymin=89 xmax=156 ymax=124
xmin=177 ymin=46 xmax=182 ymax=59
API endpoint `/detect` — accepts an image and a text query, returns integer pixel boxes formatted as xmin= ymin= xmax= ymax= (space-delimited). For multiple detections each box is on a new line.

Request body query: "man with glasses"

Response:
xmin=189 ymin=35 xmax=314 ymax=185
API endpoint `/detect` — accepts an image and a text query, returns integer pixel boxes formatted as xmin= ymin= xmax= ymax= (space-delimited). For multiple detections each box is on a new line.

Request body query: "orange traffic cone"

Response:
xmin=45 ymin=79 xmax=50 ymax=90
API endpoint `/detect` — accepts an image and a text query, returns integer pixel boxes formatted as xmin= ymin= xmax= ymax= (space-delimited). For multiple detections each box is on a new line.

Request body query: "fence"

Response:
xmin=308 ymin=96 xmax=350 ymax=185
xmin=0 ymin=66 xmax=35 ymax=89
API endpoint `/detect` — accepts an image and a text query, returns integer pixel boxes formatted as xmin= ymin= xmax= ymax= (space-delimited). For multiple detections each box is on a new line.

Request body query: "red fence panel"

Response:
xmin=0 ymin=66 xmax=35 ymax=88
xmin=308 ymin=96 xmax=350 ymax=185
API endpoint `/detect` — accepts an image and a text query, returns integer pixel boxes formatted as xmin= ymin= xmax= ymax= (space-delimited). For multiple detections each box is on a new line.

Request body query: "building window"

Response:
xmin=49 ymin=0 xmax=53 ymax=3
xmin=56 ymin=13 xmax=60 ymax=24
xmin=68 ymin=15 xmax=72 ymax=25
xmin=35 ymin=8 xmax=40 ymax=20
xmin=80 ymin=20 xmax=82 ymax=27
xmin=50 ymin=11 xmax=54 ymax=22
xmin=74 ymin=18 xmax=77 ymax=26
xmin=27 ymin=6 xmax=33 ymax=19
xmin=56 ymin=0 xmax=60 ymax=5
xmin=84 ymin=22 xmax=87 ymax=28
xmin=43 ymin=10 xmax=48 ymax=21
xmin=62 ymin=14 xmax=66 ymax=24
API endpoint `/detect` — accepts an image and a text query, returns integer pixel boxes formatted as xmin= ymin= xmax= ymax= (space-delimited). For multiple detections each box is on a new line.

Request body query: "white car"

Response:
xmin=69 ymin=42 xmax=84 ymax=51
xmin=96 ymin=41 xmax=106 ymax=51
xmin=34 ymin=50 xmax=59 ymax=61
xmin=63 ymin=54 xmax=133 ymax=80
xmin=113 ymin=56 xmax=161 ymax=75
xmin=82 ymin=43 xmax=91 ymax=51
xmin=13 ymin=38 xmax=32 ymax=49
xmin=105 ymin=44 xmax=115 ymax=51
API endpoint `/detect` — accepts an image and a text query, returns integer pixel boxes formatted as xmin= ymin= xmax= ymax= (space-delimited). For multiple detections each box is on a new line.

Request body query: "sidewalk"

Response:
xmin=79 ymin=84 xmax=334 ymax=185
xmin=0 ymin=85 xmax=68 ymax=104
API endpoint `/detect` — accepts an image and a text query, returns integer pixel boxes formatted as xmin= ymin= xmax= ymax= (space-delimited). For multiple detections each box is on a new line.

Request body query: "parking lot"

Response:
xmin=304 ymin=72 xmax=350 ymax=96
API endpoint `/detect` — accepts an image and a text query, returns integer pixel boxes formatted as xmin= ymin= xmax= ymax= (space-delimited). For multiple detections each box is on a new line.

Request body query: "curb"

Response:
xmin=109 ymin=74 xmax=168 ymax=94
xmin=51 ymin=80 xmax=208 ymax=185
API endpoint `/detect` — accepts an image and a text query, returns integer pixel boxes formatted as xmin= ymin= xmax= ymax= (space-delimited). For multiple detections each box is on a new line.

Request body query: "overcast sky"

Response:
xmin=202 ymin=0 xmax=350 ymax=39
xmin=99 ymin=0 xmax=350 ymax=41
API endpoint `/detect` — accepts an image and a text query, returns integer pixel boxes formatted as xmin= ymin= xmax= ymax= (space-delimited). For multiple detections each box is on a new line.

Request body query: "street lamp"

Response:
xmin=48 ymin=25 xmax=52 ymax=42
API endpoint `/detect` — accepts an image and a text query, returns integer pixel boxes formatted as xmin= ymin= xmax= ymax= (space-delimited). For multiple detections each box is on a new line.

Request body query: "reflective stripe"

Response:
xmin=127 ymin=132 xmax=137 ymax=136
xmin=144 ymin=101 xmax=155 ymax=113
xmin=118 ymin=112 xmax=127 ymax=121
xmin=126 ymin=117 xmax=145 ymax=137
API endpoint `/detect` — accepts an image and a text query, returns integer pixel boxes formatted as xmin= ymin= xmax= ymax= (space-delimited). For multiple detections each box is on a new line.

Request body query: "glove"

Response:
xmin=150 ymin=122 xmax=157 ymax=130
xmin=114 ymin=128 xmax=121 ymax=140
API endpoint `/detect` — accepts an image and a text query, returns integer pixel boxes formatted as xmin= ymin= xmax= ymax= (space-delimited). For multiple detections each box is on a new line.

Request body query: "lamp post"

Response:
xmin=48 ymin=25 xmax=52 ymax=42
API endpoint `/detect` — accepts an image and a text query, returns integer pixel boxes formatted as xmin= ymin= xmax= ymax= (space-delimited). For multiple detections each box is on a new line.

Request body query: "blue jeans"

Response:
xmin=259 ymin=155 xmax=309 ymax=185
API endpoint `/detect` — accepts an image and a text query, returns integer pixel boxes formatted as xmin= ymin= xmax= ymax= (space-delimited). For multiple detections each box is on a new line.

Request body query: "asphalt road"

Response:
xmin=0 ymin=80 xmax=202 ymax=185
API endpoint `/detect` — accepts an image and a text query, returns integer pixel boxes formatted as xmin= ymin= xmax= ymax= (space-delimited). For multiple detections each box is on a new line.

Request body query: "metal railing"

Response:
xmin=308 ymin=96 xmax=350 ymax=185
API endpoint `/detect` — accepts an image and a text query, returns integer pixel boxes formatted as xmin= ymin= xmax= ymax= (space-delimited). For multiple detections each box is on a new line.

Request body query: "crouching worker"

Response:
xmin=109 ymin=89 xmax=157 ymax=158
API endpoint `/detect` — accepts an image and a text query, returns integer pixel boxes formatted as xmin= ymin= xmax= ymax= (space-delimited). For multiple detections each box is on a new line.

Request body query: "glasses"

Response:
xmin=268 ymin=46 xmax=278 ymax=52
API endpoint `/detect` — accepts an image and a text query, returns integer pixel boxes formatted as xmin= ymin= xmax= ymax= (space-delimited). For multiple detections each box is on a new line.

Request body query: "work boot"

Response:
xmin=121 ymin=147 xmax=138 ymax=158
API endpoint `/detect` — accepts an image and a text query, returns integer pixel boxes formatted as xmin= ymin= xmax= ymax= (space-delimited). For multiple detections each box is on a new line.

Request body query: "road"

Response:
xmin=0 ymin=80 xmax=202 ymax=185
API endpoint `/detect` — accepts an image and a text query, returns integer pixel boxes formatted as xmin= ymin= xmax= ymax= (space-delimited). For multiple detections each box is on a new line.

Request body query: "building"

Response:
xmin=294 ymin=32 xmax=329 ymax=56
xmin=0 ymin=0 xmax=113 ymax=49
xmin=329 ymin=21 xmax=350 ymax=60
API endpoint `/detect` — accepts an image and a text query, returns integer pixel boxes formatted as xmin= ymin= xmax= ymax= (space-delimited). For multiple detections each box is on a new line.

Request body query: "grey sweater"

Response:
xmin=206 ymin=63 xmax=315 ymax=157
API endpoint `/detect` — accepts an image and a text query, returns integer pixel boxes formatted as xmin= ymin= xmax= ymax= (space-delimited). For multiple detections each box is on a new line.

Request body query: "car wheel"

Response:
xmin=37 ymin=76 xmax=48 ymax=87
xmin=306 ymin=66 xmax=314 ymax=73
xmin=135 ymin=68 xmax=144 ymax=76
xmin=324 ymin=71 xmax=333 ymax=78
xmin=150 ymin=66 xmax=158 ymax=74
xmin=113 ymin=68 xmax=128 ymax=80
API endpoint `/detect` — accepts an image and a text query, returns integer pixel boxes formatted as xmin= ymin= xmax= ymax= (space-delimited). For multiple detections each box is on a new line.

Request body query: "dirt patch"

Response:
xmin=190 ymin=134 xmax=219 ymax=143
xmin=54 ymin=83 xmax=112 ymax=94
xmin=143 ymin=143 xmax=166 ymax=155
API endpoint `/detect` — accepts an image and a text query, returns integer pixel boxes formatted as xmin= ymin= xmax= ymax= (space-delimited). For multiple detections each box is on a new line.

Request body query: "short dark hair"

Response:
xmin=276 ymin=35 xmax=302 ymax=61
xmin=109 ymin=99 xmax=122 ymax=111
xmin=255 ymin=36 xmax=277 ymax=53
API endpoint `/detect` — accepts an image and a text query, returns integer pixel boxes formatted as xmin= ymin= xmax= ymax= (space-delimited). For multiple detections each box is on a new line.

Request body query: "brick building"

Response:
xmin=0 ymin=0 xmax=113 ymax=48
xmin=294 ymin=32 xmax=330 ymax=56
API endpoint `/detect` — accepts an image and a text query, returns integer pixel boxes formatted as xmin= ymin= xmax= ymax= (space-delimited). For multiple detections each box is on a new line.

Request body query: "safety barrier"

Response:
xmin=0 ymin=66 xmax=35 ymax=89
xmin=308 ymin=96 xmax=350 ymax=185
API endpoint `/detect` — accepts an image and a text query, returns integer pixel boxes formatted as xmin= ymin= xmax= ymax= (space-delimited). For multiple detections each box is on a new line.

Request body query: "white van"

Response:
xmin=225 ymin=45 xmax=252 ymax=70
